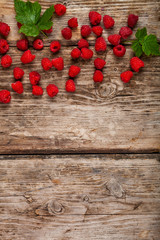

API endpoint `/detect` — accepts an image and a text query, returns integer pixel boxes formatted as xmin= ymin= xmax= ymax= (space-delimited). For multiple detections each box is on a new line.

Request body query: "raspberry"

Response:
xmin=71 ymin=48 xmax=81 ymax=59
xmin=0 ymin=39 xmax=9 ymax=54
xmin=41 ymin=58 xmax=52 ymax=71
xmin=0 ymin=90 xmax=11 ymax=104
xmin=78 ymin=39 xmax=89 ymax=49
xmin=17 ymin=22 xmax=22 ymax=29
xmin=32 ymin=86 xmax=43 ymax=96
xmin=93 ymin=70 xmax=103 ymax=82
xmin=33 ymin=39 xmax=44 ymax=50
xmin=68 ymin=18 xmax=78 ymax=28
xmin=0 ymin=22 xmax=10 ymax=37
xmin=81 ymin=25 xmax=92 ymax=38
xmin=54 ymin=4 xmax=66 ymax=16
xmin=94 ymin=58 xmax=106 ymax=70
xmin=120 ymin=71 xmax=133 ymax=83
xmin=128 ymin=14 xmax=139 ymax=28
xmin=13 ymin=67 xmax=24 ymax=80
xmin=29 ymin=71 xmax=41 ymax=85
xmin=92 ymin=26 xmax=103 ymax=37
xmin=130 ymin=57 xmax=144 ymax=72
xmin=61 ymin=27 xmax=72 ymax=40
xmin=103 ymin=15 xmax=115 ymax=29
xmin=68 ymin=65 xmax=81 ymax=78
xmin=66 ymin=79 xmax=76 ymax=92
xmin=50 ymin=41 xmax=61 ymax=53
xmin=1 ymin=55 xmax=12 ymax=68
xmin=46 ymin=84 xmax=59 ymax=98
xmin=43 ymin=27 xmax=53 ymax=34
xmin=108 ymin=34 xmax=121 ymax=46
xmin=113 ymin=45 xmax=126 ymax=57
xmin=81 ymin=48 xmax=93 ymax=60
xmin=17 ymin=39 xmax=29 ymax=51
xmin=95 ymin=37 xmax=107 ymax=52
xmin=52 ymin=57 xmax=64 ymax=71
xmin=119 ymin=27 xmax=132 ymax=39
xmin=11 ymin=81 xmax=23 ymax=94
xmin=21 ymin=50 xmax=35 ymax=64
xmin=89 ymin=11 xmax=101 ymax=26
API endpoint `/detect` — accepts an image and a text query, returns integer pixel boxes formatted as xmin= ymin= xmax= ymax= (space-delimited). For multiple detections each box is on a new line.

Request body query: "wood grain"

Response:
xmin=0 ymin=154 xmax=160 ymax=240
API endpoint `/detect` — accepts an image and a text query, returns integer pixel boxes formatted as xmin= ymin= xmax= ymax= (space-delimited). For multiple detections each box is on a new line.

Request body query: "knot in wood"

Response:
xmin=106 ymin=178 xmax=125 ymax=198
xmin=82 ymin=195 xmax=89 ymax=202
xmin=96 ymin=82 xmax=117 ymax=99
xmin=47 ymin=200 xmax=64 ymax=215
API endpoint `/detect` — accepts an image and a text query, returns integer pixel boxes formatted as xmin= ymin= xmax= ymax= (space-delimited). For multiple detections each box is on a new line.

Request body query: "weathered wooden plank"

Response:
xmin=0 ymin=154 xmax=160 ymax=239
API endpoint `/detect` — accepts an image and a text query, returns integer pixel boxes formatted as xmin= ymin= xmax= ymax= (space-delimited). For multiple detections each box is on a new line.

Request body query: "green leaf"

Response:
xmin=37 ymin=5 xmax=54 ymax=30
xmin=135 ymin=27 xmax=147 ymax=43
xmin=142 ymin=34 xmax=160 ymax=56
xmin=19 ymin=24 xmax=39 ymax=37
xmin=38 ymin=20 xmax=53 ymax=31
xmin=131 ymin=40 xmax=143 ymax=57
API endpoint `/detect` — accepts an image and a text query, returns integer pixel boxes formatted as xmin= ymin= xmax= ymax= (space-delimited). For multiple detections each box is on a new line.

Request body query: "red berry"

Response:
xmin=108 ymin=34 xmax=121 ymax=46
xmin=52 ymin=57 xmax=64 ymax=71
xmin=54 ymin=4 xmax=66 ymax=16
xmin=128 ymin=14 xmax=139 ymax=28
xmin=17 ymin=22 xmax=22 ymax=29
xmin=32 ymin=86 xmax=43 ymax=96
xmin=1 ymin=55 xmax=12 ymax=68
xmin=0 ymin=90 xmax=11 ymax=104
xmin=33 ymin=39 xmax=44 ymax=50
xmin=81 ymin=25 xmax=92 ymax=38
xmin=50 ymin=41 xmax=61 ymax=53
xmin=78 ymin=39 xmax=89 ymax=49
xmin=81 ymin=48 xmax=93 ymax=60
xmin=0 ymin=39 xmax=9 ymax=54
xmin=61 ymin=27 xmax=72 ymax=40
xmin=43 ymin=27 xmax=53 ymax=34
xmin=71 ymin=48 xmax=81 ymax=59
xmin=11 ymin=81 xmax=23 ymax=94
xmin=0 ymin=22 xmax=10 ymax=37
xmin=92 ymin=26 xmax=103 ymax=37
xmin=93 ymin=70 xmax=103 ymax=82
xmin=46 ymin=84 xmax=59 ymax=98
xmin=119 ymin=27 xmax=132 ymax=39
xmin=13 ymin=67 xmax=24 ymax=80
xmin=94 ymin=58 xmax=106 ymax=70
xmin=120 ymin=71 xmax=133 ymax=83
xmin=113 ymin=45 xmax=126 ymax=57
xmin=68 ymin=18 xmax=78 ymax=28
xmin=103 ymin=15 xmax=115 ymax=29
xmin=89 ymin=11 xmax=101 ymax=26
xmin=66 ymin=79 xmax=76 ymax=92
xmin=41 ymin=58 xmax=52 ymax=71
xmin=68 ymin=65 xmax=81 ymax=78
xmin=29 ymin=71 xmax=41 ymax=85
xmin=130 ymin=57 xmax=144 ymax=72
xmin=21 ymin=50 xmax=35 ymax=64
xmin=95 ymin=37 xmax=107 ymax=52
xmin=17 ymin=39 xmax=29 ymax=51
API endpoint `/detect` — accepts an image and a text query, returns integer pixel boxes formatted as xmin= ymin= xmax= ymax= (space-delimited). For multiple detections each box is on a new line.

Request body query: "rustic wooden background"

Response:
xmin=0 ymin=0 xmax=160 ymax=239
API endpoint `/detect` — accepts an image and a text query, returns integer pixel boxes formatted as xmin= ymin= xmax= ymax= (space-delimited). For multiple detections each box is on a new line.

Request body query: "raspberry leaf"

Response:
xmin=135 ymin=27 xmax=147 ymax=43
xmin=142 ymin=34 xmax=160 ymax=56
xmin=131 ymin=40 xmax=143 ymax=57
xmin=19 ymin=25 xmax=40 ymax=37
xmin=37 ymin=5 xmax=54 ymax=28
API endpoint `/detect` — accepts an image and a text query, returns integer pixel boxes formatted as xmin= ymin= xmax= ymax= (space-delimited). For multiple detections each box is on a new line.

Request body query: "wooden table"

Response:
xmin=0 ymin=0 xmax=160 ymax=239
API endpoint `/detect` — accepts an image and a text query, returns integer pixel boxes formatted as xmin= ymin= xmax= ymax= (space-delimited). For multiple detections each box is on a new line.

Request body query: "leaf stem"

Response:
xmin=40 ymin=30 xmax=48 ymax=38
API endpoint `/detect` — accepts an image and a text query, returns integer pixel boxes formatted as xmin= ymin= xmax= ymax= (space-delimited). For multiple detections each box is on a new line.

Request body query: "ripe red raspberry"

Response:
xmin=17 ymin=39 xmax=29 ymax=51
xmin=50 ymin=41 xmax=61 ymax=53
xmin=93 ymin=70 xmax=103 ymax=82
xmin=46 ymin=84 xmax=59 ymax=98
xmin=32 ymin=86 xmax=43 ymax=96
xmin=21 ymin=50 xmax=35 ymax=64
xmin=29 ymin=71 xmax=41 ymax=85
xmin=130 ymin=57 xmax=144 ymax=72
xmin=128 ymin=14 xmax=139 ymax=28
xmin=120 ymin=71 xmax=133 ymax=83
xmin=71 ymin=48 xmax=81 ymax=59
xmin=68 ymin=65 xmax=81 ymax=78
xmin=108 ymin=34 xmax=121 ymax=46
xmin=0 ymin=90 xmax=11 ymax=104
xmin=68 ymin=18 xmax=78 ymax=28
xmin=61 ymin=27 xmax=72 ymax=40
xmin=33 ymin=39 xmax=44 ymax=50
xmin=41 ymin=58 xmax=52 ymax=71
xmin=103 ymin=15 xmax=115 ymax=29
xmin=94 ymin=58 xmax=106 ymax=70
xmin=52 ymin=57 xmax=64 ymax=71
xmin=78 ymin=39 xmax=89 ymax=49
xmin=81 ymin=25 xmax=92 ymax=38
xmin=1 ymin=55 xmax=12 ymax=68
xmin=43 ymin=27 xmax=52 ymax=34
xmin=0 ymin=22 xmax=10 ymax=37
xmin=17 ymin=22 xmax=22 ymax=29
xmin=113 ymin=45 xmax=126 ymax=57
xmin=89 ymin=11 xmax=101 ymax=26
xmin=95 ymin=37 xmax=107 ymax=52
xmin=54 ymin=4 xmax=66 ymax=16
xmin=81 ymin=48 xmax=93 ymax=60
xmin=13 ymin=67 xmax=24 ymax=80
xmin=11 ymin=81 xmax=23 ymax=94
xmin=0 ymin=39 xmax=9 ymax=54
xmin=119 ymin=27 xmax=132 ymax=39
xmin=66 ymin=79 xmax=76 ymax=92
xmin=92 ymin=26 xmax=103 ymax=37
